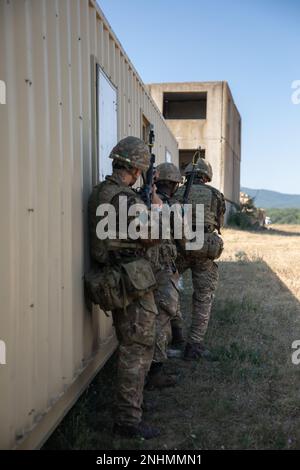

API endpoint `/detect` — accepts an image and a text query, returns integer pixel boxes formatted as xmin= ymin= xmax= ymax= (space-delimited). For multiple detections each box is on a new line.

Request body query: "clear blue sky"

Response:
xmin=97 ymin=0 xmax=300 ymax=194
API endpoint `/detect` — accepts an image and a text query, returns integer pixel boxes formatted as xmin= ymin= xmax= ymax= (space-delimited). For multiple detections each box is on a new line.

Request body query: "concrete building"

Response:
xmin=147 ymin=82 xmax=241 ymax=212
xmin=0 ymin=0 xmax=177 ymax=450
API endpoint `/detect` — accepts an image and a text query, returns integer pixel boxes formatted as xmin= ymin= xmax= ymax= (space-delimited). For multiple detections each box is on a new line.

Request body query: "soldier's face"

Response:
xmin=130 ymin=168 xmax=142 ymax=186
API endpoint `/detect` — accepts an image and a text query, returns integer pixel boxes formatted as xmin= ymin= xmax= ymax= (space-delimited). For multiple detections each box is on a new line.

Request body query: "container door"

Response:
xmin=97 ymin=66 xmax=118 ymax=181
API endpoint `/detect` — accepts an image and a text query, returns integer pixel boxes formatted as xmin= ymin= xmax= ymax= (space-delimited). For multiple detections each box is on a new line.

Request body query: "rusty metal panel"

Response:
xmin=0 ymin=0 xmax=178 ymax=450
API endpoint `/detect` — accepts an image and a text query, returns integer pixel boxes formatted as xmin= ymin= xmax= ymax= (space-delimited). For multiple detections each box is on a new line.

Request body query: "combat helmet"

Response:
xmin=155 ymin=162 xmax=182 ymax=183
xmin=184 ymin=158 xmax=213 ymax=182
xmin=109 ymin=136 xmax=150 ymax=171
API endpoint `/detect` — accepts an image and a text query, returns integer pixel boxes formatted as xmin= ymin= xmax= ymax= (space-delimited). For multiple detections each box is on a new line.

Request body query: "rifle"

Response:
xmin=183 ymin=146 xmax=201 ymax=205
xmin=140 ymin=125 xmax=156 ymax=209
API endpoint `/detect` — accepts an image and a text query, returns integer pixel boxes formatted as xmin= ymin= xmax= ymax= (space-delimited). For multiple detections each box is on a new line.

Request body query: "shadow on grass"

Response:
xmin=261 ymin=227 xmax=300 ymax=237
xmin=228 ymin=225 xmax=300 ymax=237
xmin=43 ymin=258 xmax=300 ymax=450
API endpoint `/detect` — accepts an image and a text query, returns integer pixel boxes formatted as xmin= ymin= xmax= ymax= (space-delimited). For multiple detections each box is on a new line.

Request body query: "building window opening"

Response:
xmin=179 ymin=148 xmax=206 ymax=174
xmin=163 ymin=92 xmax=207 ymax=119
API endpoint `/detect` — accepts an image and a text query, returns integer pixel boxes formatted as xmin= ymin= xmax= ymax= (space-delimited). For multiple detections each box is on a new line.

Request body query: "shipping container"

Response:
xmin=0 ymin=0 xmax=178 ymax=449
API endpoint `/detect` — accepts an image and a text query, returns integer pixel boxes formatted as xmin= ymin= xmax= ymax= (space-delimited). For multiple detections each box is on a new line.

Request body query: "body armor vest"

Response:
xmin=88 ymin=175 xmax=142 ymax=264
xmin=146 ymin=190 xmax=177 ymax=272
xmin=176 ymin=182 xmax=225 ymax=233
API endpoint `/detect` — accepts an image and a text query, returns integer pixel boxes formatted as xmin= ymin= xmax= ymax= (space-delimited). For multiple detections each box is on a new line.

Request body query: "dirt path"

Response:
xmin=44 ymin=225 xmax=300 ymax=450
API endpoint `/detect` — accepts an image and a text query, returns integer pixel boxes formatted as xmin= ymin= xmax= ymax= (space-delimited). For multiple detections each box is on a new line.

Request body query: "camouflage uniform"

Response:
xmin=112 ymin=290 xmax=156 ymax=425
xmin=88 ymin=137 xmax=159 ymax=427
xmin=151 ymin=163 xmax=183 ymax=364
xmin=147 ymin=191 xmax=180 ymax=363
xmin=170 ymin=301 xmax=184 ymax=338
xmin=175 ymin=159 xmax=226 ymax=348
xmin=176 ymin=253 xmax=219 ymax=344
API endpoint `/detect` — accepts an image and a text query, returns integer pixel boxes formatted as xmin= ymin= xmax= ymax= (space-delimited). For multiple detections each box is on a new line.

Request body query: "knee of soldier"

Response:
xmin=119 ymin=296 xmax=157 ymax=346
xmin=121 ymin=326 xmax=156 ymax=350
xmin=193 ymin=289 xmax=214 ymax=304
xmin=118 ymin=342 xmax=154 ymax=369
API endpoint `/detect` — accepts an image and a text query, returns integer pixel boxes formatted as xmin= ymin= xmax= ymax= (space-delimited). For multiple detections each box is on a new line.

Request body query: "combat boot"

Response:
xmin=113 ymin=421 xmax=160 ymax=440
xmin=145 ymin=362 xmax=177 ymax=390
xmin=184 ymin=342 xmax=212 ymax=361
xmin=167 ymin=325 xmax=185 ymax=358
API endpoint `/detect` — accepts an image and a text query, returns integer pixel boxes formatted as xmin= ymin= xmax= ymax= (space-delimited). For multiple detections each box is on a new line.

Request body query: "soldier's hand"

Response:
xmin=151 ymin=184 xmax=163 ymax=208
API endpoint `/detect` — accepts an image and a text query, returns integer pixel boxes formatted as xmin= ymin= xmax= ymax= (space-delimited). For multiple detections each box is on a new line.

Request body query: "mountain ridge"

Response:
xmin=240 ymin=187 xmax=300 ymax=209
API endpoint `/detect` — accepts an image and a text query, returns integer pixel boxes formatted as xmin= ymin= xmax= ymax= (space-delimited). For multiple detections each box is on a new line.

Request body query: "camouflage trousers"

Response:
xmin=112 ymin=291 xmax=157 ymax=426
xmin=177 ymin=255 xmax=219 ymax=344
xmin=153 ymin=267 xmax=180 ymax=363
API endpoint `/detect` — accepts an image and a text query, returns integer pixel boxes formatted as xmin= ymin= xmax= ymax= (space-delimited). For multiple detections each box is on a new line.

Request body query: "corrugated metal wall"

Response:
xmin=0 ymin=0 xmax=178 ymax=450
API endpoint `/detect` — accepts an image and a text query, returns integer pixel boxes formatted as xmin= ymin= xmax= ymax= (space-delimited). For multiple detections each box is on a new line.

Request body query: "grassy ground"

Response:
xmin=44 ymin=225 xmax=300 ymax=450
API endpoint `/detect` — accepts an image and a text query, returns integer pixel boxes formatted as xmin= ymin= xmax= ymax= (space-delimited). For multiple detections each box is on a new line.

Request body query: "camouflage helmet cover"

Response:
xmin=184 ymin=158 xmax=213 ymax=182
xmin=109 ymin=136 xmax=150 ymax=171
xmin=155 ymin=162 xmax=182 ymax=183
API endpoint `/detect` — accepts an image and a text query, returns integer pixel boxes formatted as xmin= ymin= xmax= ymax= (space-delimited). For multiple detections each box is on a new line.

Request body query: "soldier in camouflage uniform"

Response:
xmin=88 ymin=137 xmax=163 ymax=439
xmin=146 ymin=162 xmax=183 ymax=388
xmin=175 ymin=158 xmax=226 ymax=360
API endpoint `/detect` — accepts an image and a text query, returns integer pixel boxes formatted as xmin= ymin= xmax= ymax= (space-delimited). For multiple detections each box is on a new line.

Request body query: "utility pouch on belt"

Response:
xmin=182 ymin=232 xmax=224 ymax=261
xmin=85 ymin=258 xmax=156 ymax=312
xmin=205 ymin=232 xmax=224 ymax=260
xmin=121 ymin=258 xmax=157 ymax=300
xmin=84 ymin=266 xmax=123 ymax=312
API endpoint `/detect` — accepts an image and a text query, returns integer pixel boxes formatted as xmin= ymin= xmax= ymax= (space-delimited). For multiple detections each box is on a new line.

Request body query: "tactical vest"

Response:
xmin=146 ymin=190 xmax=177 ymax=272
xmin=88 ymin=176 xmax=142 ymax=265
xmin=176 ymin=182 xmax=225 ymax=233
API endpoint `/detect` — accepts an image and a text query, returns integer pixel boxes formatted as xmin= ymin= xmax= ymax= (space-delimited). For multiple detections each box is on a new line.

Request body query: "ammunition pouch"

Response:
xmin=179 ymin=232 xmax=224 ymax=261
xmin=121 ymin=258 xmax=156 ymax=300
xmin=198 ymin=232 xmax=223 ymax=260
xmin=85 ymin=258 xmax=156 ymax=312
xmin=84 ymin=265 xmax=124 ymax=312
xmin=205 ymin=232 xmax=224 ymax=260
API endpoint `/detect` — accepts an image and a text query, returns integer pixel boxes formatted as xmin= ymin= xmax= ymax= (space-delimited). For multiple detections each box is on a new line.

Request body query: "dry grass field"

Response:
xmin=223 ymin=225 xmax=300 ymax=300
xmin=44 ymin=225 xmax=300 ymax=450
